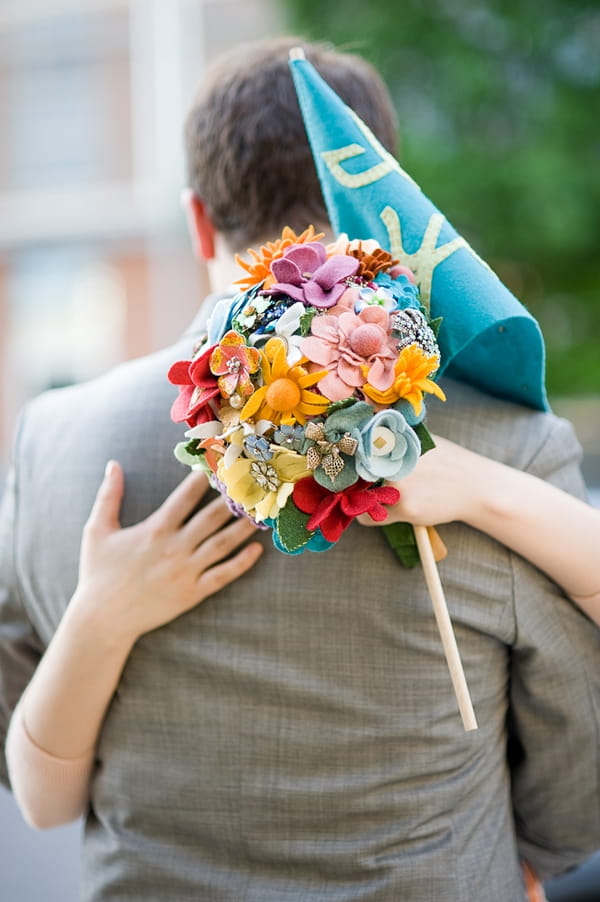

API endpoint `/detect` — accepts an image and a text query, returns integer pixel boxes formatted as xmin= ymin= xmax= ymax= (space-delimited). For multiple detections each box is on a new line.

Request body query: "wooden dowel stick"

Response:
xmin=414 ymin=525 xmax=478 ymax=732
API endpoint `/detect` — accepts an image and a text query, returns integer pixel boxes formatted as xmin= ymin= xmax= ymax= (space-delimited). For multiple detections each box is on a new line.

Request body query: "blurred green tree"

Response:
xmin=282 ymin=0 xmax=600 ymax=396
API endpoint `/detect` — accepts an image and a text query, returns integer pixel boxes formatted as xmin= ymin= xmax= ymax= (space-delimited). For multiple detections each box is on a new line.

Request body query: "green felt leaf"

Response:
xmin=429 ymin=316 xmax=443 ymax=339
xmin=174 ymin=440 xmax=206 ymax=468
xmin=414 ymin=423 xmax=436 ymax=455
xmin=276 ymin=503 xmax=315 ymax=552
xmin=325 ymin=396 xmax=358 ymax=415
xmin=381 ymin=521 xmax=421 ymax=568
xmin=299 ymin=307 xmax=318 ymax=336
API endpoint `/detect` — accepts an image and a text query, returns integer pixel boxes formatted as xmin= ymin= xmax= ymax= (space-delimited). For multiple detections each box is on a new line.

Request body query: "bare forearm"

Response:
xmin=6 ymin=467 xmax=262 ymax=830
xmin=20 ymin=592 xmax=135 ymax=759
xmin=6 ymin=593 xmax=135 ymax=828
xmin=464 ymin=457 xmax=600 ymax=623
xmin=371 ymin=436 xmax=600 ymax=625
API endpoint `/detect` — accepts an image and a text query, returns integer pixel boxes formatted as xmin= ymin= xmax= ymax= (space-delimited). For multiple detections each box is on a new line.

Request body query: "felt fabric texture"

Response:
xmin=292 ymin=476 xmax=399 ymax=542
xmin=289 ymin=56 xmax=548 ymax=412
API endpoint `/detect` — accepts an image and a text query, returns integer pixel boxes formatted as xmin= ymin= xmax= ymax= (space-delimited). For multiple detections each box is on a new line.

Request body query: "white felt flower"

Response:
xmin=274 ymin=302 xmax=306 ymax=365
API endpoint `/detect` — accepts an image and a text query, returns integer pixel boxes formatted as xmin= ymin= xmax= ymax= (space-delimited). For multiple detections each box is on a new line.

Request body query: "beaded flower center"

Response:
xmin=249 ymin=460 xmax=281 ymax=491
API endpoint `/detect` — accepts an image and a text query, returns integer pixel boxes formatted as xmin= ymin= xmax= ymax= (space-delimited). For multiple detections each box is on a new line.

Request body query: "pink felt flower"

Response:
xmin=328 ymin=285 xmax=361 ymax=314
xmin=267 ymin=242 xmax=359 ymax=309
xmin=292 ymin=476 xmax=400 ymax=543
xmin=168 ymin=344 xmax=220 ymax=427
xmin=300 ymin=306 xmax=398 ymax=401
xmin=209 ymin=330 xmax=261 ymax=400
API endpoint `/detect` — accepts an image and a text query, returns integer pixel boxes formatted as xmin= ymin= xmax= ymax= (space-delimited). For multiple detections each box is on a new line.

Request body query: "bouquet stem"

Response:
xmin=413 ymin=525 xmax=478 ymax=732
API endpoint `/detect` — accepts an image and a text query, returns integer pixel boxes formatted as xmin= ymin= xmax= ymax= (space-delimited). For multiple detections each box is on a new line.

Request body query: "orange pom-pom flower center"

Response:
xmin=266 ymin=377 xmax=302 ymax=412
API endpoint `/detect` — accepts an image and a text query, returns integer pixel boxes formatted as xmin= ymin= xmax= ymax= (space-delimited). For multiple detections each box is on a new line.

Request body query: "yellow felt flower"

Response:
xmin=362 ymin=343 xmax=446 ymax=416
xmin=240 ymin=338 xmax=329 ymax=426
xmin=217 ymin=448 xmax=310 ymax=521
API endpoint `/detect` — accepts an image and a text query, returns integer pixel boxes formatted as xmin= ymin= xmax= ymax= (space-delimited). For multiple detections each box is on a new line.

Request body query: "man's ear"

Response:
xmin=181 ymin=189 xmax=216 ymax=260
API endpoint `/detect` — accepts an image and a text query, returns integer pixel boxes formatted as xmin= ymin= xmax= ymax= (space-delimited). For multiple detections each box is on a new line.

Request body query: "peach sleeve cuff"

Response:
xmin=6 ymin=700 xmax=94 ymax=829
xmin=522 ymin=861 xmax=548 ymax=902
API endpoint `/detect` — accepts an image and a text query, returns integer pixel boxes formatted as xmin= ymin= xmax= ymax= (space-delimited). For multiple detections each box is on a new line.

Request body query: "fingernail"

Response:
xmin=105 ymin=460 xmax=115 ymax=478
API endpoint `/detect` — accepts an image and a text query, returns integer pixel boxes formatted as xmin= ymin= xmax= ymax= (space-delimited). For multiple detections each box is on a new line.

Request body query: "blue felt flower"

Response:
xmin=393 ymin=397 xmax=426 ymax=426
xmin=207 ymin=298 xmax=234 ymax=344
xmin=244 ymin=434 xmax=273 ymax=461
xmin=354 ymin=408 xmax=421 ymax=482
xmin=375 ymin=271 xmax=421 ymax=311
xmin=273 ymin=423 xmax=305 ymax=452
xmin=354 ymin=284 xmax=397 ymax=312
xmin=209 ymin=284 xmax=265 ymax=343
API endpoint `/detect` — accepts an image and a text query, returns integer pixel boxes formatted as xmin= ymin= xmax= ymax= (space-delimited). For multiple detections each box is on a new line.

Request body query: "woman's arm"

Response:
xmin=7 ymin=462 xmax=263 ymax=828
xmin=360 ymin=436 xmax=600 ymax=626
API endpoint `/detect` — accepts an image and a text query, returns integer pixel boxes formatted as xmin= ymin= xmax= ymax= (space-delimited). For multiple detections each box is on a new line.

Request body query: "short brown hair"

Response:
xmin=185 ymin=37 xmax=398 ymax=252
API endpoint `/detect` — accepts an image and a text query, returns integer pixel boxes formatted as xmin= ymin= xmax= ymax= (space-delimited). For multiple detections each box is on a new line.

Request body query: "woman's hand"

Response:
xmin=7 ymin=464 xmax=263 ymax=824
xmin=357 ymin=436 xmax=484 ymax=528
xmin=73 ymin=462 xmax=263 ymax=644
xmin=356 ymin=436 xmax=600 ymax=625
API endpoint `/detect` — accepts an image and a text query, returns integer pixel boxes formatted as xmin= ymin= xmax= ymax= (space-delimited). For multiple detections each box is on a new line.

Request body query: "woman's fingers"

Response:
xmin=85 ymin=461 xmax=125 ymax=535
xmin=154 ymin=469 xmax=210 ymax=529
xmin=196 ymin=540 xmax=264 ymax=600
xmin=179 ymin=492 xmax=246 ymax=549
xmin=192 ymin=514 xmax=260 ymax=572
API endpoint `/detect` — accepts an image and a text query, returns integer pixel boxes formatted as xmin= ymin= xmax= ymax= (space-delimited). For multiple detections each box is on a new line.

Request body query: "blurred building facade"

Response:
xmin=0 ymin=0 xmax=282 ymax=470
xmin=1 ymin=5 xmax=284 ymax=899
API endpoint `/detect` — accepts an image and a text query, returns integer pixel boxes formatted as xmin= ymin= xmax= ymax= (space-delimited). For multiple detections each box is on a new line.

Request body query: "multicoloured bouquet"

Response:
xmin=168 ymin=226 xmax=445 ymax=555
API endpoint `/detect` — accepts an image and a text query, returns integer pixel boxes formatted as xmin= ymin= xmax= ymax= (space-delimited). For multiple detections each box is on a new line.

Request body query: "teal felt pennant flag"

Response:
xmin=289 ymin=53 xmax=548 ymax=411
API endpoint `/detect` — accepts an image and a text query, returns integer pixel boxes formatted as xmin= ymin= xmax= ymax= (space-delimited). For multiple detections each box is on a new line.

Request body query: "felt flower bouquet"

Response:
xmin=169 ymin=225 xmax=477 ymax=729
xmin=169 ymin=226 xmax=445 ymax=556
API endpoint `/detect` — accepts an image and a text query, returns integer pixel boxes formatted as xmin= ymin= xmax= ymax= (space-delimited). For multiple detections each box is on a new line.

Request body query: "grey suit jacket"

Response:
xmin=1 ymin=305 xmax=599 ymax=901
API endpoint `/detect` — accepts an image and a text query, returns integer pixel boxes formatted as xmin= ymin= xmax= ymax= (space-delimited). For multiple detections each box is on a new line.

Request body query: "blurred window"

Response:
xmin=1 ymin=7 xmax=131 ymax=192
xmin=7 ymin=61 xmax=101 ymax=189
xmin=7 ymin=247 xmax=126 ymax=397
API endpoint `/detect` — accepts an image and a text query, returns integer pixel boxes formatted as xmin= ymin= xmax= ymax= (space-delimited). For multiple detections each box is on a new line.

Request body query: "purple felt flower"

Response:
xmin=266 ymin=243 xmax=359 ymax=309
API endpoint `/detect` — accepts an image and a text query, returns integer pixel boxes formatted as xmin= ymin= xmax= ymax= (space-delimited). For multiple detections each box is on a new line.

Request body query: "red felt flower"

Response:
xmin=292 ymin=476 xmax=400 ymax=543
xmin=168 ymin=344 xmax=221 ymax=427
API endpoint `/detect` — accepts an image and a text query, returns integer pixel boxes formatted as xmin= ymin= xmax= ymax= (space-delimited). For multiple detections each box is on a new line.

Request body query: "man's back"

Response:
xmin=2 ymin=319 xmax=598 ymax=901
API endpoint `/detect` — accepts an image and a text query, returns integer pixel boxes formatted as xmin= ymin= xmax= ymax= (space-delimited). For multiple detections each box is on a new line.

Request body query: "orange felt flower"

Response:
xmin=341 ymin=242 xmax=398 ymax=281
xmin=234 ymin=225 xmax=325 ymax=290
xmin=209 ymin=330 xmax=261 ymax=400
xmin=240 ymin=338 xmax=329 ymax=426
xmin=362 ymin=343 xmax=446 ymax=416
